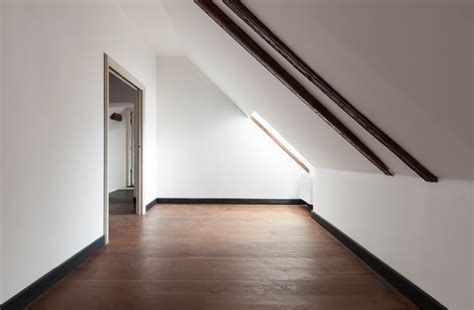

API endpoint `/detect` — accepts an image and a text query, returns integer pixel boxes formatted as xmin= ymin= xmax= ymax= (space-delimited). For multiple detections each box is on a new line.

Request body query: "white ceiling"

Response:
xmin=117 ymin=0 xmax=473 ymax=180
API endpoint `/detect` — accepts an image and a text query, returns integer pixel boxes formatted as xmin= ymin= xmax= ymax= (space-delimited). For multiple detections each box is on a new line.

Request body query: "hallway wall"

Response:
xmin=0 ymin=0 xmax=157 ymax=303
xmin=156 ymin=57 xmax=308 ymax=199
xmin=108 ymin=107 xmax=127 ymax=193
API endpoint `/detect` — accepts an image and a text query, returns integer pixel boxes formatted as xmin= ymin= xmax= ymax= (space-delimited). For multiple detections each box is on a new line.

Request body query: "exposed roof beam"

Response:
xmin=223 ymin=0 xmax=437 ymax=183
xmin=195 ymin=0 xmax=393 ymax=176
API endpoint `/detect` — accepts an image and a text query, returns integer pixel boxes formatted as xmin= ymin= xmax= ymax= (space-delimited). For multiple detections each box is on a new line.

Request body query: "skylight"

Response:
xmin=250 ymin=112 xmax=311 ymax=174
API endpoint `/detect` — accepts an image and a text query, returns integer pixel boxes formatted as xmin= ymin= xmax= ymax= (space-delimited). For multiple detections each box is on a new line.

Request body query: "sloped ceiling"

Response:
xmin=120 ymin=0 xmax=473 ymax=180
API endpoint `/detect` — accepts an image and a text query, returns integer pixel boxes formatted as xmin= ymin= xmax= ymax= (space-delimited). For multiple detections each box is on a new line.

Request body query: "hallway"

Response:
xmin=109 ymin=189 xmax=135 ymax=215
xmin=27 ymin=205 xmax=415 ymax=309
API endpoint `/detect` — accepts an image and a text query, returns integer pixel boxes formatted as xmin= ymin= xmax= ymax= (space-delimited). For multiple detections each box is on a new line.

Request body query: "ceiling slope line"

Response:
xmin=194 ymin=0 xmax=394 ymax=177
xmin=223 ymin=0 xmax=438 ymax=183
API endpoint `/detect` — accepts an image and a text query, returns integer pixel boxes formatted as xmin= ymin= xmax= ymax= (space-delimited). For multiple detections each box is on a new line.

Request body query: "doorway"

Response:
xmin=104 ymin=54 xmax=144 ymax=243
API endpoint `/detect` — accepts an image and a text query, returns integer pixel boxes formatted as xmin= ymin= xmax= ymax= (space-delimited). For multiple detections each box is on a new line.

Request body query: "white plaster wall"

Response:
xmin=1 ymin=0 xmax=157 ymax=302
xmin=156 ymin=57 xmax=307 ymax=199
xmin=313 ymin=169 xmax=474 ymax=310
xmin=108 ymin=107 xmax=127 ymax=193
xmin=0 ymin=0 xmax=4 ymax=302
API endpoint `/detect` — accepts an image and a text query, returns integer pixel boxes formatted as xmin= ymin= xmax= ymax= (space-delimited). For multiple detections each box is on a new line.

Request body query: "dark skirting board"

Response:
xmin=1 ymin=236 xmax=105 ymax=310
xmin=310 ymin=211 xmax=447 ymax=309
xmin=146 ymin=198 xmax=312 ymax=211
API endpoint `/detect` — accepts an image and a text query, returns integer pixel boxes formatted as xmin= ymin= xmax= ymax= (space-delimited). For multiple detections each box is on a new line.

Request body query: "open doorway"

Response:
xmin=108 ymin=74 xmax=135 ymax=215
xmin=104 ymin=54 xmax=144 ymax=243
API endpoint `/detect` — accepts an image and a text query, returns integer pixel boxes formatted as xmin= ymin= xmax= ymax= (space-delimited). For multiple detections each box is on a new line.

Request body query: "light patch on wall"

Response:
xmin=250 ymin=112 xmax=312 ymax=174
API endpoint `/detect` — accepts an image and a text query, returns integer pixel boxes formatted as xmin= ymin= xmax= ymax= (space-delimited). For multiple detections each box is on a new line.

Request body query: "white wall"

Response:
xmin=108 ymin=107 xmax=127 ymax=193
xmin=313 ymin=169 xmax=473 ymax=310
xmin=156 ymin=57 xmax=307 ymax=199
xmin=0 ymin=0 xmax=4 ymax=302
xmin=1 ymin=0 xmax=157 ymax=303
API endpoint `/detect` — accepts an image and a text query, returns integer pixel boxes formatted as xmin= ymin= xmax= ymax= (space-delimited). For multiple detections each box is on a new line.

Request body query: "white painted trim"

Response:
xmin=124 ymin=107 xmax=134 ymax=187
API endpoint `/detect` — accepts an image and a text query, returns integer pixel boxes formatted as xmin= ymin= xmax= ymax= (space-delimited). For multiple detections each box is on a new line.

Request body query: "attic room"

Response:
xmin=0 ymin=0 xmax=472 ymax=309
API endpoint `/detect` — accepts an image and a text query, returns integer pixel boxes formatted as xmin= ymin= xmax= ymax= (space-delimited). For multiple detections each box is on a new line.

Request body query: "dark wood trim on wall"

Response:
xmin=146 ymin=198 xmax=312 ymax=211
xmin=310 ymin=211 xmax=447 ymax=309
xmin=0 ymin=236 xmax=105 ymax=310
xmin=223 ymin=0 xmax=437 ymax=183
xmin=194 ymin=0 xmax=393 ymax=177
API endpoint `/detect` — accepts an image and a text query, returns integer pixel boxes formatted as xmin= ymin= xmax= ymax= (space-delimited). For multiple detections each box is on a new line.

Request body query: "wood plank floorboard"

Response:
xmin=109 ymin=202 xmax=135 ymax=215
xmin=27 ymin=204 xmax=416 ymax=309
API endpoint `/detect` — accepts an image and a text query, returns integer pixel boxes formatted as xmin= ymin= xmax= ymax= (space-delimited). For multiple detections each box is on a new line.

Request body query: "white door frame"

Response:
xmin=104 ymin=54 xmax=145 ymax=243
xmin=124 ymin=107 xmax=134 ymax=188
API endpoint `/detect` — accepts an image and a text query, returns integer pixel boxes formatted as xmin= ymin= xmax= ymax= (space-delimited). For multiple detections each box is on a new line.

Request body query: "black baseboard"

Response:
xmin=146 ymin=198 xmax=312 ymax=211
xmin=146 ymin=199 xmax=157 ymax=211
xmin=145 ymin=198 xmax=311 ymax=212
xmin=310 ymin=211 xmax=447 ymax=310
xmin=158 ymin=198 xmax=308 ymax=205
xmin=1 ymin=236 xmax=105 ymax=310
xmin=303 ymin=203 xmax=313 ymax=211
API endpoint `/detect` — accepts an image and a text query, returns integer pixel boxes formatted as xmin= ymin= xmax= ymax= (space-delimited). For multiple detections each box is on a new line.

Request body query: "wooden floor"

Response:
xmin=28 ymin=204 xmax=416 ymax=309
xmin=109 ymin=202 xmax=136 ymax=215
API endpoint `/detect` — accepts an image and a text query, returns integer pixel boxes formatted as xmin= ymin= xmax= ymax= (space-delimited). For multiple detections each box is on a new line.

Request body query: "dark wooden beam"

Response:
xmin=194 ymin=0 xmax=393 ymax=176
xmin=223 ymin=0 xmax=437 ymax=183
